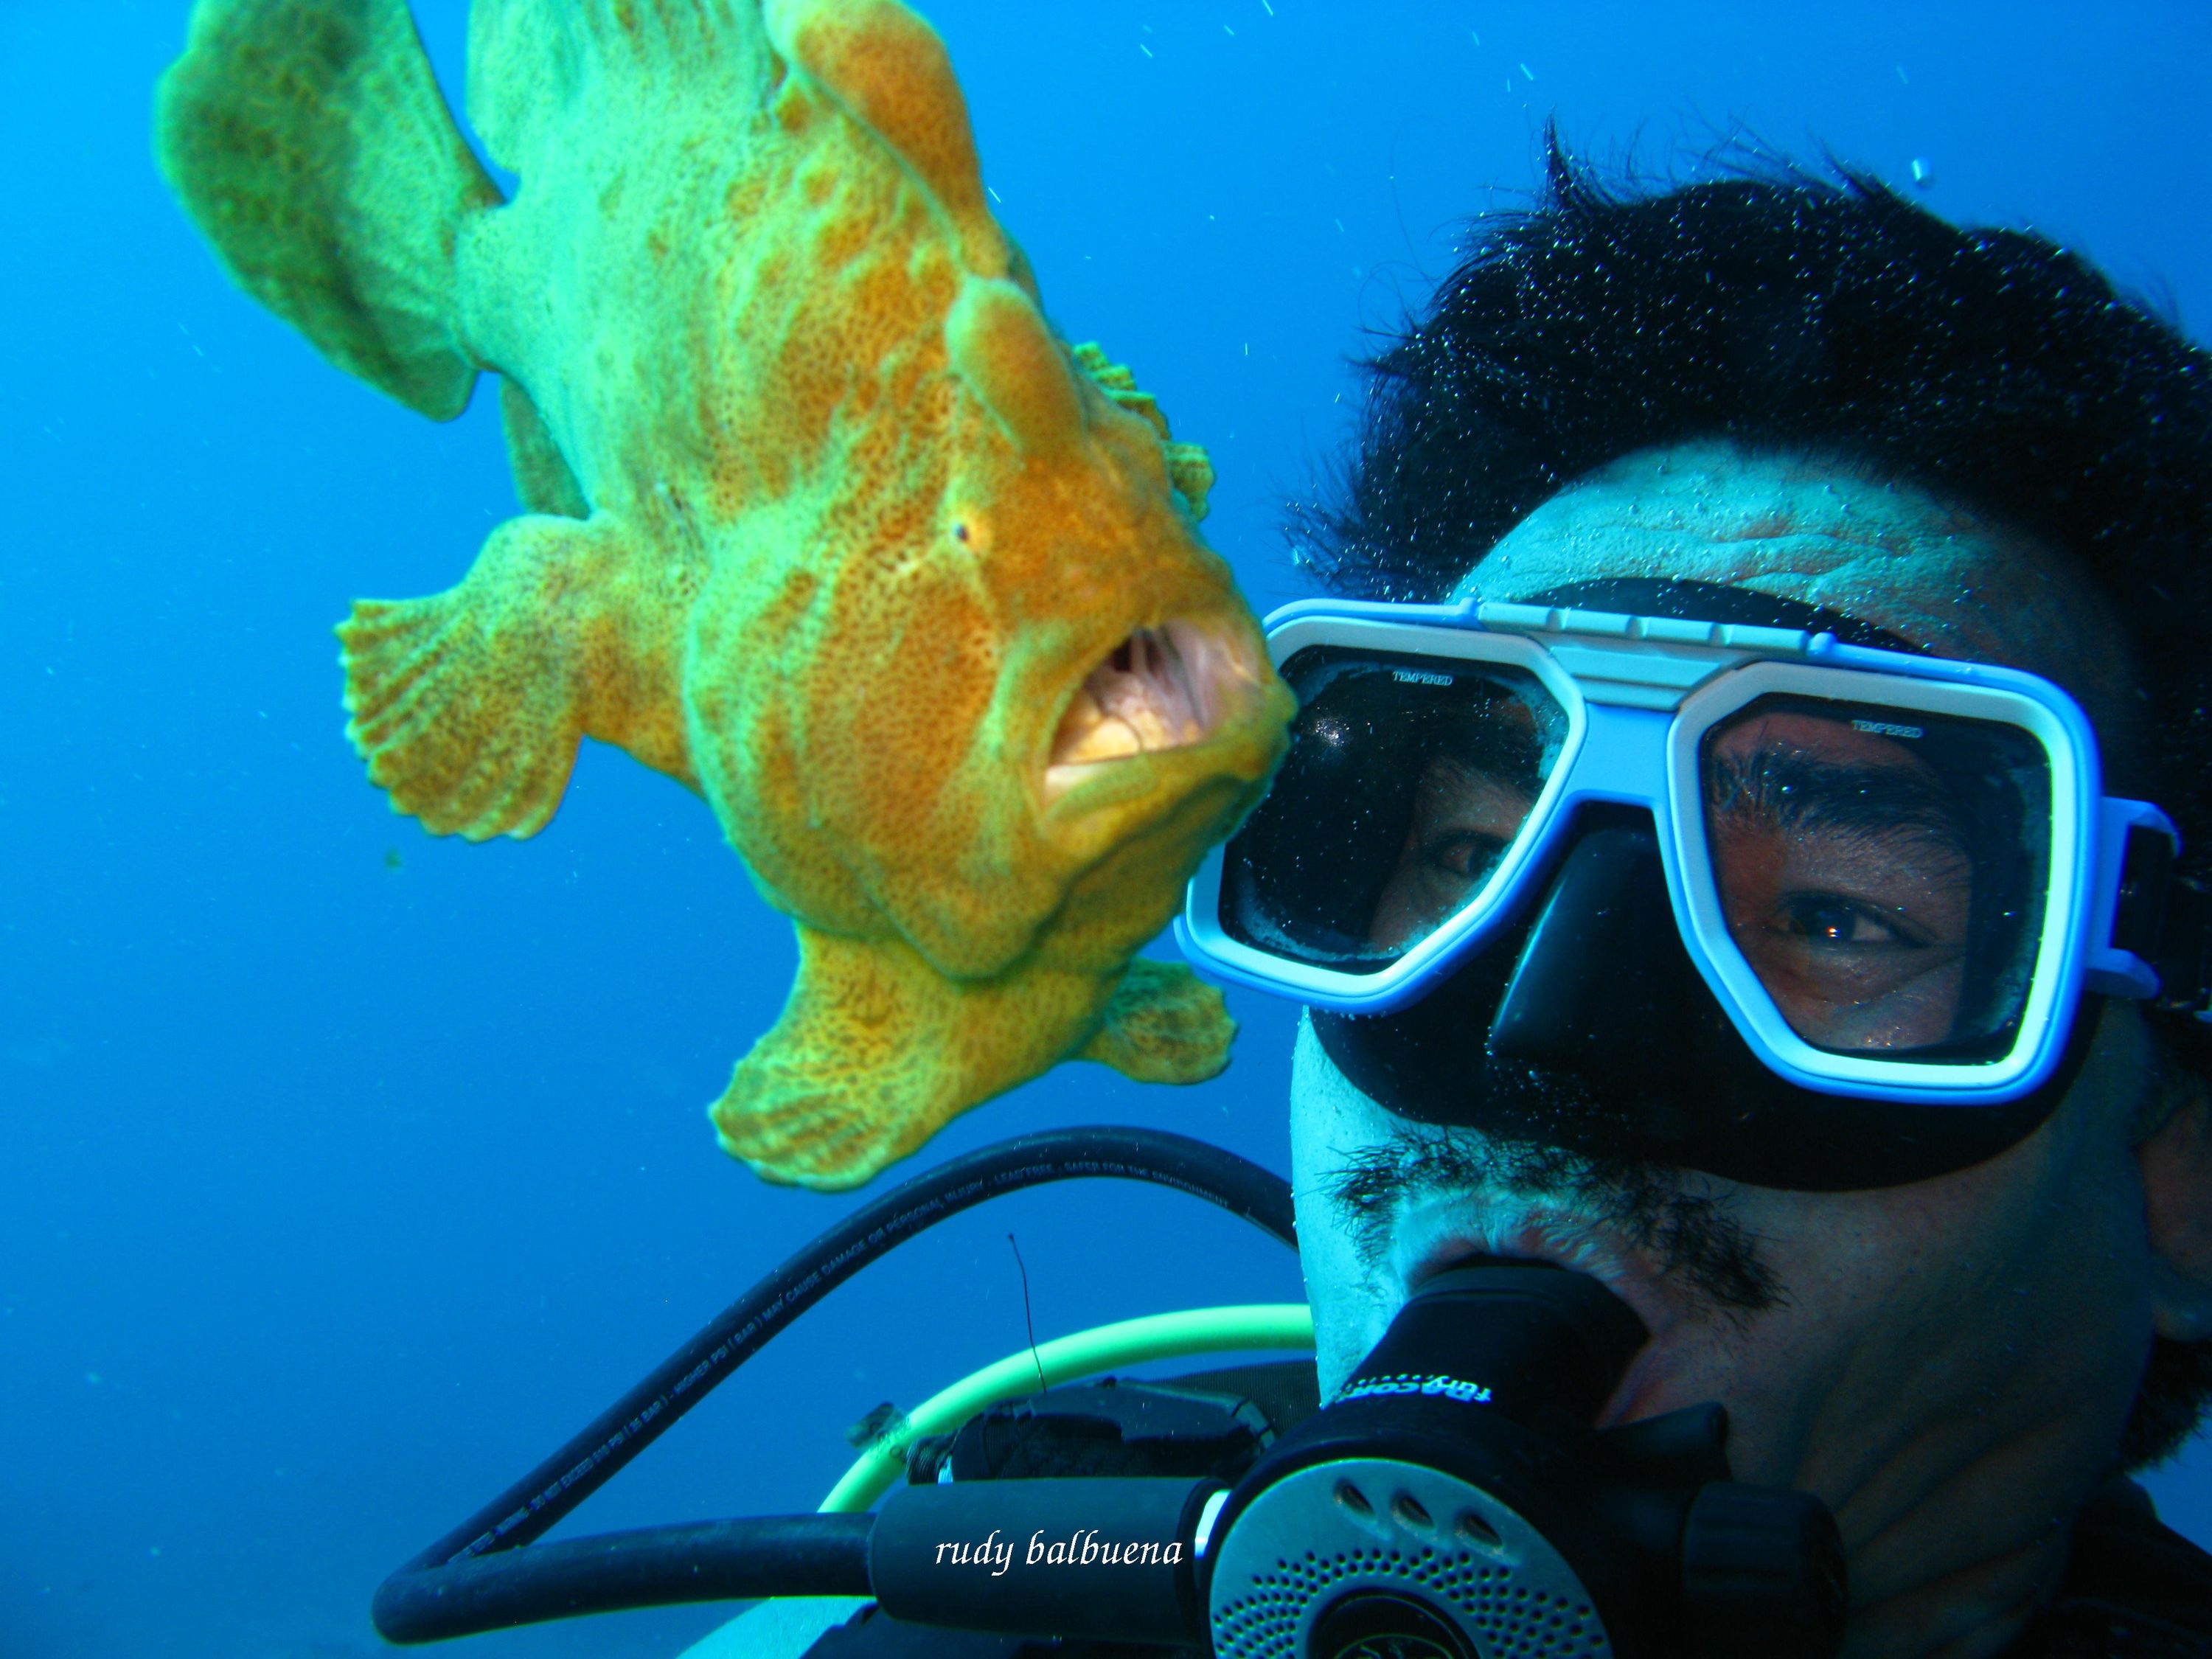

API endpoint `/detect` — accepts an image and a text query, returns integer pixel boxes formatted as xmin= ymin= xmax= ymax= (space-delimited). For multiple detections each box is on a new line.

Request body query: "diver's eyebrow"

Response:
xmin=1706 ymin=745 xmax=1970 ymax=851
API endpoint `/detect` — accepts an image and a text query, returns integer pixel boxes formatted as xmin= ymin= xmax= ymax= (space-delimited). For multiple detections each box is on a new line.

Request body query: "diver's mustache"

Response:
xmin=1329 ymin=1124 xmax=1787 ymax=1317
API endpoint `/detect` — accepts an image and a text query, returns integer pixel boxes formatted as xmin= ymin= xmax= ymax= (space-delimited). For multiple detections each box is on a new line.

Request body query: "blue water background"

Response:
xmin=5 ymin=3 xmax=2210 ymax=1655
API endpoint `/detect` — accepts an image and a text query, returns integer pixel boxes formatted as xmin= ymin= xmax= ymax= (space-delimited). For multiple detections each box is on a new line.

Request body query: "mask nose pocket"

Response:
xmin=1486 ymin=804 xmax=1719 ymax=1130
xmin=1314 ymin=801 xmax=1741 ymax=1155
xmin=1478 ymin=805 xmax=1752 ymax=1159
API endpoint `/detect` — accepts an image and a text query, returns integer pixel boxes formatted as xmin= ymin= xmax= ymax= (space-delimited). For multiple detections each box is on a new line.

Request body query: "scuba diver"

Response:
xmin=371 ymin=148 xmax=2212 ymax=1659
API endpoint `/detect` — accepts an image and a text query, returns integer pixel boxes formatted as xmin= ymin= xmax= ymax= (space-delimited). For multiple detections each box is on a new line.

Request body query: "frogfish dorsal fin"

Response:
xmin=765 ymin=0 xmax=1007 ymax=278
xmin=947 ymin=278 xmax=1085 ymax=458
xmin=465 ymin=0 xmax=584 ymax=175
xmin=467 ymin=0 xmax=775 ymax=175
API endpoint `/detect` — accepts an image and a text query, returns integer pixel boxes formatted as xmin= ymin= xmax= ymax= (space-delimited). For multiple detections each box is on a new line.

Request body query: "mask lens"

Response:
xmin=1220 ymin=644 xmax=1567 ymax=972
xmin=1700 ymin=695 xmax=2052 ymax=1060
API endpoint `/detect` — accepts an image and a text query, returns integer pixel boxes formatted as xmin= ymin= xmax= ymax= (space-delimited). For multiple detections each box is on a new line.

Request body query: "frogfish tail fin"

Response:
xmin=154 ymin=0 xmax=501 ymax=420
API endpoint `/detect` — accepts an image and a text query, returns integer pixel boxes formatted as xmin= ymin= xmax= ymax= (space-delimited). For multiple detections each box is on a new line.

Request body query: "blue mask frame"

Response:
xmin=1176 ymin=595 xmax=2178 ymax=1107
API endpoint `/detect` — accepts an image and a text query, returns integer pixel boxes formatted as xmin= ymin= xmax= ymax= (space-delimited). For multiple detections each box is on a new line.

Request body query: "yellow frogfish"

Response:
xmin=154 ymin=0 xmax=1293 ymax=1189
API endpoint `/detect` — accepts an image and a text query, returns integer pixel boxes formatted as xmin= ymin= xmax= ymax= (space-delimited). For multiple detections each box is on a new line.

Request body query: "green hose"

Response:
xmin=818 ymin=1303 xmax=1315 ymax=1512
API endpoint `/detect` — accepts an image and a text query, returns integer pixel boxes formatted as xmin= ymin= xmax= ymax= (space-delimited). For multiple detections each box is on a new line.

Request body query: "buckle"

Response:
xmin=2155 ymin=875 xmax=2212 ymax=1019
xmin=2111 ymin=827 xmax=2212 ymax=1016
xmin=2115 ymin=821 xmax=2212 ymax=1018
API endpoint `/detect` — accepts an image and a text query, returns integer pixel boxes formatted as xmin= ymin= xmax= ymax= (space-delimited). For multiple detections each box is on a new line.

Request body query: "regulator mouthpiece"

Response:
xmin=1336 ymin=1255 xmax=1650 ymax=1425
xmin=1201 ymin=1257 xmax=1845 ymax=1659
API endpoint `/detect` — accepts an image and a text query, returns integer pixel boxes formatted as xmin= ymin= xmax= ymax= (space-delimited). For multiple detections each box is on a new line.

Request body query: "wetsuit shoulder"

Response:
xmin=2014 ymin=1483 xmax=2212 ymax=1657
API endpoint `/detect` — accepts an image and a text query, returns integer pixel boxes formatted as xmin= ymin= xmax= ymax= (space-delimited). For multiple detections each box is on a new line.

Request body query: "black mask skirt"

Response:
xmin=1302 ymin=578 xmax=2104 ymax=1192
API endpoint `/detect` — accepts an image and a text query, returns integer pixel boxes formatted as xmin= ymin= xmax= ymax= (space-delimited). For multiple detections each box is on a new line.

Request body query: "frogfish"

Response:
xmin=154 ymin=0 xmax=1293 ymax=1189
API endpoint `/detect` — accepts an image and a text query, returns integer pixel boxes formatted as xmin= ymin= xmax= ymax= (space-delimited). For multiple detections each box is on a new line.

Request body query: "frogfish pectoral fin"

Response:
xmin=713 ymin=925 xmax=1122 ymax=1192
xmin=337 ymin=512 xmax=686 ymax=841
xmin=1077 ymin=959 xmax=1237 ymax=1084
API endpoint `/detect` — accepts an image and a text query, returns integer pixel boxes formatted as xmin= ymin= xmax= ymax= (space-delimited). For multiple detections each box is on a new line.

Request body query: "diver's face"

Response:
xmin=1289 ymin=441 xmax=2160 ymax=1651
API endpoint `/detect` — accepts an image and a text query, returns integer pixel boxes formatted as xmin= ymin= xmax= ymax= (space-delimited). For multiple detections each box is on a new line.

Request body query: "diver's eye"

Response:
xmin=1422 ymin=832 xmax=1507 ymax=882
xmin=1778 ymin=895 xmax=1917 ymax=947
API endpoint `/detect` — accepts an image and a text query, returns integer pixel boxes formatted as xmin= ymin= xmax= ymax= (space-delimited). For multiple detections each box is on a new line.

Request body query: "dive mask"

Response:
xmin=1177 ymin=591 xmax=2209 ymax=1185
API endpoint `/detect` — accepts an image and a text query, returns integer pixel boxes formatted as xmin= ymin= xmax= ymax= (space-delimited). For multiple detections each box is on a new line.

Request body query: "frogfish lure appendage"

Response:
xmin=154 ymin=0 xmax=1294 ymax=1190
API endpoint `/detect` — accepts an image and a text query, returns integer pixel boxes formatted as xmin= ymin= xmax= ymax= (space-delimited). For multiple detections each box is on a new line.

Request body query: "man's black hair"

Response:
xmin=1296 ymin=133 xmax=2212 ymax=1468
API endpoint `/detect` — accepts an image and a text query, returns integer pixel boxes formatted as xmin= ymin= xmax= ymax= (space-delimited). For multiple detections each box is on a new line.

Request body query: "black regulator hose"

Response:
xmin=372 ymin=1125 xmax=1298 ymax=1643
xmin=377 ymin=1514 xmax=877 ymax=1640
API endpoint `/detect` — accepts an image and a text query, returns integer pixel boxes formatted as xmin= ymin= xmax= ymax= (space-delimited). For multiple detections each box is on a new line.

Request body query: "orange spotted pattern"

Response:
xmin=156 ymin=0 xmax=1293 ymax=1189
